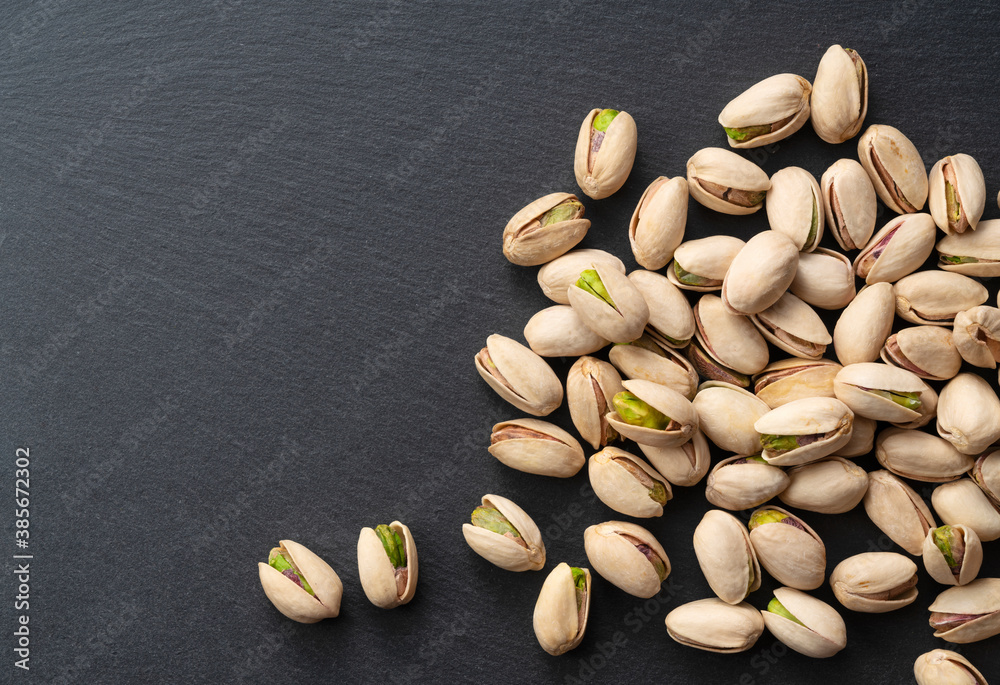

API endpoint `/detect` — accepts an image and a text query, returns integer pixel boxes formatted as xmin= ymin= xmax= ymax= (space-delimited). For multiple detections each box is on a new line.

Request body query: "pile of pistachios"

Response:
xmin=475 ymin=44 xmax=1000 ymax=679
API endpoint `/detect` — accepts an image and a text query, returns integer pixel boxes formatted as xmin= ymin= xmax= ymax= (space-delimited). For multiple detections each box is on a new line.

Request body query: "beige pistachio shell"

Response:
xmin=754 ymin=397 xmax=854 ymax=466
xmin=923 ymin=524 xmax=983 ymax=587
xmin=833 ymin=282 xmax=895 ymax=365
xmin=628 ymin=270 xmax=695 ymax=347
xmin=722 ymin=231 xmax=799 ymax=315
xmin=895 ymin=271 xmax=989 ymax=326
xmin=833 ymin=362 xmax=937 ymax=427
xmin=854 ymin=213 xmax=937 ymax=284
xmin=638 ymin=430 xmax=710 ymax=487
xmin=929 ymin=154 xmax=986 ymax=235
xmin=936 ymin=218 xmax=1000 ymax=277
xmin=462 ymin=494 xmax=546 ymax=571
xmin=811 ymin=46 xmax=868 ymax=144
xmin=574 ymin=109 xmax=637 ymax=200
xmin=629 ymin=177 xmax=688 ymax=270
xmin=686 ymin=147 xmax=770 ymax=215
xmin=488 ymin=418 xmax=586 ymax=478
xmin=357 ymin=522 xmax=418 ymax=609
xmin=718 ymin=73 xmax=812 ymax=149
xmin=589 ymin=446 xmax=671 ymax=518
xmin=928 ymin=578 xmax=1000 ymax=643
xmin=749 ymin=506 xmax=826 ymax=590
xmin=876 ymin=428 xmax=973 ymax=483
xmin=953 ymin=306 xmax=1000 ymax=369
xmin=692 ymin=381 xmax=770 ymax=454
xmin=258 ymin=540 xmax=343 ymax=623
xmin=502 ymin=192 xmax=590 ymax=266
xmin=838 ymin=415 xmax=876 ymax=457
xmin=668 ymin=235 xmax=745 ymax=291
xmin=779 ymin=457 xmax=869 ymax=514
xmin=533 ymin=563 xmax=591 ymax=655
xmin=762 ymin=587 xmax=847 ymax=658
xmin=606 ymin=379 xmax=698 ymax=448
xmin=583 ymin=521 xmax=670 ymax=598
xmin=608 ymin=336 xmax=698 ymax=399
xmin=881 ymin=326 xmax=962 ymax=381
xmin=524 ymin=305 xmax=609 ymax=358
xmin=766 ymin=167 xmax=824 ymax=252
xmin=858 ymin=124 xmax=928 ymax=213
xmin=914 ymin=649 xmax=989 ymax=685
xmin=705 ymin=455 xmax=790 ymax=511
xmin=693 ymin=294 xmax=770 ymax=375
xmin=750 ymin=292 xmax=831 ymax=360
xmin=665 ymin=599 xmax=765 ymax=653
xmin=790 ymin=248 xmax=856 ymax=310
xmin=863 ymin=470 xmax=936 ymax=555
xmin=937 ymin=373 xmax=1000 ymax=455
xmin=973 ymin=450 xmax=1000 ymax=507
xmin=537 ymin=249 xmax=626 ymax=305
xmin=475 ymin=334 xmax=563 ymax=416
xmin=829 ymin=552 xmax=918 ymax=613
xmin=821 ymin=158 xmax=878 ymax=250
xmin=932 ymin=479 xmax=1000 ymax=543
xmin=753 ymin=358 xmax=841 ymax=409
xmin=567 ymin=356 xmax=624 ymax=450
xmin=567 ymin=263 xmax=650 ymax=343
xmin=693 ymin=509 xmax=761 ymax=604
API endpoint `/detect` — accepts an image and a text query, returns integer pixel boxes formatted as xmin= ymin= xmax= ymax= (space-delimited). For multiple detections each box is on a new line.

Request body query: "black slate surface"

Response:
xmin=3 ymin=1 xmax=1000 ymax=683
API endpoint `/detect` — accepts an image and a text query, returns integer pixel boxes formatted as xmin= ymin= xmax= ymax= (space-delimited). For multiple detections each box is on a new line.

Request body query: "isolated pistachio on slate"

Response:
xmin=937 ymin=218 xmax=1000 ymax=277
xmin=928 ymin=153 xmax=986 ymax=235
xmin=259 ymin=540 xmax=343 ymax=623
xmin=686 ymin=147 xmax=770 ymax=215
xmin=832 ymin=282 xmax=895 ymax=366
xmin=833 ymin=362 xmax=937 ymax=428
xmin=789 ymin=248 xmax=856 ymax=311
xmin=875 ymin=428 xmax=973 ymax=483
xmin=863 ymin=470 xmax=936 ymax=555
xmin=574 ymin=108 xmax=637 ymax=200
xmin=502 ymin=192 xmax=590 ymax=266
xmin=718 ymin=73 xmax=812 ymax=148
xmin=358 ymin=521 xmax=417 ymax=609
xmin=722 ymin=230 xmax=799 ymax=315
xmin=766 ymin=166 xmax=823 ymax=252
xmin=567 ymin=264 xmax=650 ymax=343
xmin=533 ymin=563 xmax=591 ymax=655
xmin=523 ymin=305 xmax=609 ymax=358
xmin=628 ymin=269 xmax=695 ymax=348
xmin=858 ymin=124 xmax=928 ymax=213
xmin=537 ymin=248 xmax=625 ymax=305
xmin=914 ymin=649 xmax=989 ymax=685
xmin=629 ymin=176 xmax=688 ymax=270
xmin=821 ymin=158 xmax=877 ymax=251
xmin=693 ymin=509 xmax=761 ymax=604
xmin=584 ymin=521 xmax=671 ymax=598
xmin=894 ymin=271 xmax=988 ymax=326
xmin=705 ymin=455 xmax=789 ymax=511
xmin=638 ymin=430 xmax=710 ymax=488
xmin=779 ymin=457 xmax=869 ymax=515
xmin=754 ymin=396 xmax=854 ymax=466
xmin=691 ymin=380 xmax=770 ymax=455
xmin=811 ymin=45 xmax=868 ymax=144
xmin=762 ymin=587 xmax=847 ymax=658
xmin=748 ymin=506 xmax=826 ymax=590
xmin=462 ymin=494 xmax=545 ymax=571
xmin=689 ymin=293 xmax=770 ymax=387
xmin=665 ymin=599 xmax=764 ymax=653
xmin=753 ymin=358 xmax=841 ymax=409
xmin=880 ymin=325 xmax=962 ymax=381
xmin=932 ymin=479 xmax=1000 ymax=543
xmin=928 ymin=578 xmax=1000 ymax=644
xmin=829 ymin=552 xmax=918 ymax=613
xmin=853 ymin=213 xmax=936 ymax=284
xmin=589 ymin=446 xmax=671 ymax=518
xmin=475 ymin=334 xmax=563 ymax=416
xmin=608 ymin=334 xmax=698 ymax=399
xmin=668 ymin=235 xmax=745 ymax=291
xmin=488 ymin=418 xmax=585 ymax=478
xmin=566 ymin=356 xmax=624 ymax=450
xmin=923 ymin=524 xmax=983 ymax=587
xmin=606 ymin=379 xmax=698 ymax=448
xmin=750 ymin=292 xmax=831 ymax=360
xmin=936 ymin=373 xmax=1000 ymax=455
xmin=953 ymin=306 xmax=1000 ymax=369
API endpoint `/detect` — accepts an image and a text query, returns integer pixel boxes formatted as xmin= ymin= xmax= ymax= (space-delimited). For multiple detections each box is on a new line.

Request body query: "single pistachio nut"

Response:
xmin=584 ymin=521 xmax=671 ymax=598
xmin=928 ymin=578 xmax=1000 ymax=644
xmin=838 ymin=415 xmax=876 ymax=457
xmin=606 ymin=379 xmax=698 ymax=448
xmin=668 ymin=235 xmax=745 ymax=291
xmin=258 ymin=540 xmax=343 ymax=623
xmin=789 ymin=248 xmax=856 ymax=310
xmin=972 ymin=450 xmax=1000 ymax=507
xmin=923 ymin=524 xmax=983 ymax=587
xmin=811 ymin=46 xmax=868 ymax=144
xmin=937 ymin=218 xmax=1000 ymax=278
xmin=693 ymin=509 xmax=761 ymax=604
xmin=881 ymin=326 xmax=962 ymax=381
xmin=691 ymin=381 xmax=770 ymax=455
xmin=462 ymin=494 xmax=546 ymax=571
xmin=748 ymin=506 xmax=826 ymax=590
xmin=629 ymin=176 xmax=688 ymax=270
xmin=537 ymin=249 xmax=626 ymax=305
xmin=503 ymin=192 xmax=590 ymax=266
xmin=722 ymin=231 xmax=799 ymax=315
xmin=779 ymin=457 xmax=869 ymax=514
xmin=686 ymin=147 xmax=770 ymax=215
xmin=853 ymin=213 xmax=937 ymax=284
xmin=863 ymin=470 xmax=936 ymax=555
xmin=638 ymin=430 xmax=711 ymax=487
xmin=665 ymin=599 xmax=765 ymax=653
xmin=574 ymin=108 xmax=637 ymax=200
xmin=753 ymin=358 xmax=842 ymax=409
xmin=833 ymin=362 xmax=937 ymax=429
xmin=358 ymin=521 xmax=418 ymax=609
xmin=766 ymin=167 xmax=824 ymax=252
xmin=833 ymin=282 xmax=896 ymax=365
xmin=533 ymin=563 xmax=591 ymax=655
xmin=589 ymin=446 xmax=671 ymax=518
xmin=691 ymin=294 xmax=770 ymax=385
xmin=608 ymin=334 xmax=698 ymax=399
xmin=475 ymin=334 xmax=563 ymax=416
xmin=566 ymin=356 xmax=625 ymax=450
xmin=953 ymin=306 xmax=1000 ymax=369
xmin=705 ymin=454 xmax=790 ymax=511
xmin=929 ymin=154 xmax=986 ymax=235
xmin=750 ymin=292 xmax=831 ymax=360
xmin=762 ymin=587 xmax=847 ymax=658
xmin=628 ymin=270 xmax=695 ymax=348
xmin=914 ymin=649 xmax=989 ymax=685
xmin=524 ymin=304 xmax=609 ymax=358
xmin=821 ymin=158 xmax=878 ymax=250
xmin=718 ymin=73 xmax=812 ymax=148
xmin=829 ymin=552 xmax=918 ymax=613
xmin=858 ymin=124 xmax=929 ymax=214
xmin=932 ymin=479 xmax=1000 ymax=543
xmin=754 ymin=396 xmax=854 ymax=466
xmin=937 ymin=373 xmax=1000 ymax=455
xmin=488 ymin=418 xmax=586 ymax=478
xmin=567 ymin=264 xmax=650 ymax=343
xmin=894 ymin=269 xmax=989 ymax=327
xmin=876 ymin=428 xmax=973 ymax=483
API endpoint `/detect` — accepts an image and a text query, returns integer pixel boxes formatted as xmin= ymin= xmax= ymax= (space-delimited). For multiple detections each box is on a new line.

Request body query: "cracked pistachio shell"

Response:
xmin=503 ymin=192 xmax=590 ymax=266
xmin=863 ymin=470 xmax=936 ymax=555
xmin=608 ymin=336 xmax=698 ymax=399
xmin=932 ymin=479 xmax=1000 ymax=543
xmin=524 ymin=305 xmax=609 ymax=358
xmin=574 ymin=108 xmax=637 ymax=200
xmin=686 ymin=147 xmax=770 ymax=215
xmin=895 ymin=271 xmax=988 ymax=326
xmin=567 ymin=263 xmax=650 ymax=343
xmin=750 ymin=292 xmax=831 ymax=360
xmin=258 ymin=540 xmax=343 ymax=623
xmin=718 ymin=73 xmax=812 ymax=149
xmin=638 ymin=430 xmax=710 ymax=487
xmin=833 ymin=282 xmax=895 ymax=365
xmin=692 ymin=381 xmax=770 ymax=455
xmin=858 ymin=124 xmax=928 ymax=214
xmin=821 ymin=158 xmax=878 ymax=251
xmin=606 ymin=379 xmax=698 ymax=448
xmin=665 ymin=599 xmax=765 ymax=653
xmin=830 ymin=552 xmax=918 ymax=613
xmin=929 ymin=154 xmax=986 ymax=235
xmin=358 ymin=521 xmax=417 ymax=609
xmin=811 ymin=46 xmax=868 ymax=144
xmin=705 ymin=455 xmax=790 ymax=511
xmin=628 ymin=270 xmax=695 ymax=347
xmin=567 ymin=356 xmax=624 ymax=450
xmin=779 ymin=457 xmax=869 ymax=514
xmin=488 ymin=418 xmax=585 ymax=478
xmin=584 ymin=521 xmax=671 ymax=598
xmin=693 ymin=509 xmax=761 ymax=604
xmin=722 ymin=231 xmax=799 ymax=315
xmin=589 ymin=446 xmax=671 ymax=518
xmin=754 ymin=397 xmax=854 ymax=466
xmin=973 ymin=450 xmax=1000 ymax=507
xmin=914 ymin=649 xmax=989 ymax=685
xmin=790 ymin=248 xmax=856 ymax=310
xmin=937 ymin=218 xmax=1000 ymax=277
xmin=533 ymin=563 xmax=591 ymax=655
xmin=937 ymin=373 xmax=1000 ymax=455
xmin=537 ymin=249 xmax=625 ymax=305
xmin=928 ymin=578 xmax=1000 ymax=643
xmin=629 ymin=177 xmax=688 ymax=270
xmin=833 ymin=362 xmax=937 ymax=428
xmin=923 ymin=524 xmax=983 ymax=587
xmin=881 ymin=326 xmax=962 ymax=381
xmin=838 ymin=415 xmax=876 ymax=457
xmin=753 ymin=358 xmax=841 ymax=409
xmin=762 ymin=587 xmax=846 ymax=658
xmin=668 ymin=235 xmax=745 ymax=292
xmin=876 ymin=428 xmax=973 ymax=483
xmin=953 ymin=306 xmax=1000 ymax=369
xmin=693 ymin=294 xmax=769 ymax=375
xmin=766 ymin=167 xmax=824 ymax=252
xmin=749 ymin=506 xmax=826 ymax=590
xmin=475 ymin=334 xmax=563 ymax=416
xmin=462 ymin=494 xmax=546 ymax=571
xmin=853 ymin=213 xmax=937 ymax=284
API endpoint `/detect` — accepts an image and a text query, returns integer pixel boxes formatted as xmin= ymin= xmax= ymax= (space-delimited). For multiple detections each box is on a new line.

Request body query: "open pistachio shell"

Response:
xmin=705 ymin=455 xmax=789 ymax=511
xmin=628 ymin=270 xmax=695 ymax=348
xmin=973 ymin=450 xmax=1000 ymax=507
xmin=749 ymin=506 xmax=826 ymax=590
xmin=779 ymin=457 xmax=869 ymax=514
xmin=665 ymin=599 xmax=765 ymax=653
xmin=533 ymin=563 xmax=591 ymax=655
xmin=693 ymin=509 xmax=761 ymax=604
xmin=722 ymin=231 xmax=799 ymax=315
xmin=833 ymin=282 xmax=895 ymax=365
xmin=928 ymin=578 xmax=1000 ymax=643
xmin=574 ymin=108 xmax=637 ymax=200
xmin=567 ymin=356 xmax=624 ymax=450
xmin=821 ymin=158 xmax=878 ymax=250
xmin=503 ymin=192 xmax=590 ymax=266
xmin=567 ymin=263 xmax=650 ymax=343
xmin=629 ymin=177 xmax=688 ymax=270
xmin=936 ymin=373 xmax=1000 ymax=455
xmin=953 ymin=306 xmax=1000 ymax=369
xmin=894 ymin=271 xmax=988 ymax=327
xmin=718 ymin=73 xmax=812 ymax=149
xmin=692 ymin=381 xmax=770 ymax=455
xmin=258 ymin=540 xmax=343 ymax=623
xmin=928 ymin=154 xmax=986 ymax=235
xmin=358 ymin=521 xmax=418 ymax=609
xmin=686 ymin=147 xmax=770 ymax=215
xmin=838 ymin=415 xmax=876 ymax=457
xmin=488 ymin=418 xmax=586 ymax=478
xmin=691 ymin=294 xmax=769 ymax=383
xmin=754 ymin=396 xmax=854 ymax=466
xmin=923 ymin=524 xmax=983 ymax=587
xmin=524 ymin=305 xmax=609 ymax=358
xmin=863 ymin=470 xmax=936 ymax=555
xmin=853 ymin=213 xmax=937 ymax=284
xmin=876 ymin=428 xmax=973 ymax=483
xmin=936 ymin=218 xmax=1000 ymax=277
xmin=668 ymin=235 xmax=745 ymax=292
xmin=858 ymin=124 xmax=928 ymax=214
xmin=830 ymin=552 xmax=918 ymax=613
xmin=638 ymin=430 xmax=710 ymax=487
xmin=790 ymin=248 xmax=856 ymax=310
xmin=881 ymin=325 xmax=962 ymax=381
xmin=762 ymin=587 xmax=847 ymax=658
xmin=811 ymin=46 xmax=868 ymax=144
xmin=475 ymin=334 xmax=563 ymax=416
xmin=589 ymin=446 xmax=671 ymax=518
xmin=462 ymin=494 xmax=546 ymax=571
xmin=766 ymin=167 xmax=824 ymax=252
xmin=606 ymin=379 xmax=698 ymax=448
xmin=932 ymin=479 xmax=1000 ymax=543
xmin=753 ymin=358 xmax=841 ymax=409
xmin=537 ymin=249 xmax=625 ymax=305
xmin=750 ymin=292 xmax=831 ymax=360
xmin=584 ymin=521 xmax=671 ymax=598
xmin=914 ymin=649 xmax=989 ymax=685
xmin=609 ymin=336 xmax=698 ymax=399
xmin=834 ymin=362 xmax=937 ymax=428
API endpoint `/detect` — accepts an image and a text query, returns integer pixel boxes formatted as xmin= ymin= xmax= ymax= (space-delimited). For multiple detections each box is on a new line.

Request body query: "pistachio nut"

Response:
xmin=462 ymin=494 xmax=546 ymax=571
xmin=972 ymin=450 xmax=1000 ymax=507
xmin=881 ymin=325 xmax=962 ymax=381
xmin=638 ymin=430 xmax=711 ymax=487
xmin=583 ymin=521 xmax=671 ymax=598
xmin=502 ymin=192 xmax=590 ymax=266
xmin=665 ymin=599 xmax=765 ymax=653
xmin=357 ymin=521 xmax=418 ymax=609
xmin=753 ymin=358 xmax=841 ymax=409
xmin=937 ymin=218 xmax=1000 ymax=277
xmin=936 ymin=373 xmax=1000 ymax=455
xmin=533 ymin=562 xmax=591 ymax=655
xmin=876 ymin=428 xmax=973 ymax=483
xmin=589 ymin=446 xmax=671 ymax=518
xmin=952 ymin=306 xmax=1000 ymax=369
xmin=928 ymin=577 xmax=1000 ymax=644
xmin=789 ymin=248 xmax=856 ymax=310
xmin=929 ymin=153 xmax=986 ymax=235
xmin=475 ymin=334 xmax=563 ymax=416
xmin=567 ymin=264 xmax=650 ymax=343
xmin=718 ymin=73 xmax=812 ymax=148
xmin=833 ymin=362 xmax=937 ymax=428
xmin=923 ymin=524 xmax=983 ymax=587
xmin=668 ymin=235 xmax=745 ymax=291
xmin=863 ymin=470 xmax=936 ymax=555
xmin=566 ymin=356 xmax=625 ymax=450
xmin=766 ymin=167 xmax=824 ymax=252
xmin=761 ymin=587 xmax=847 ymax=658
xmin=258 ymin=540 xmax=343 ymax=623
xmin=629 ymin=176 xmax=688 ymax=270
xmin=748 ymin=506 xmax=826 ymax=590
xmin=811 ymin=46 xmax=868 ymax=144
xmin=895 ymin=271 xmax=989 ymax=326
xmin=833 ymin=282 xmax=896 ymax=365
xmin=853 ymin=213 xmax=937 ymax=284
xmin=705 ymin=455 xmax=790 ymax=511
xmin=829 ymin=552 xmax=918 ymax=613
xmin=488 ymin=418 xmax=586 ymax=478
xmin=914 ymin=649 xmax=989 ymax=685
xmin=750 ymin=292 xmax=832 ymax=360
xmin=627 ymin=270 xmax=695 ymax=348
xmin=537 ymin=249 xmax=626 ymax=305
xmin=779 ymin=457 xmax=869 ymax=514
xmin=691 ymin=380 xmax=770 ymax=455
xmin=722 ymin=231 xmax=799 ymax=315
xmin=574 ymin=108 xmax=637 ymax=200
xmin=690 ymin=294 xmax=770 ymax=387
xmin=606 ymin=379 xmax=698 ymax=448
xmin=838 ymin=415 xmax=876 ymax=457
xmin=858 ymin=124 xmax=929 ymax=213
xmin=932 ymin=479 xmax=1000 ymax=543
xmin=754 ymin=396 xmax=854 ymax=466
xmin=608 ymin=334 xmax=698 ymax=399
xmin=686 ymin=147 xmax=770 ymax=215
xmin=523 ymin=305 xmax=609 ymax=358
xmin=693 ymin=509 xmax=762 ymax=604
xmin=821 ymin=158 xmax=878 ymax=250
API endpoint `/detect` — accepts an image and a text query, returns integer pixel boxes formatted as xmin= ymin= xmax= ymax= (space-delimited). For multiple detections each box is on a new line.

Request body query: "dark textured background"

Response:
xmin=3 ymin=1 xmax=1000 ymax=683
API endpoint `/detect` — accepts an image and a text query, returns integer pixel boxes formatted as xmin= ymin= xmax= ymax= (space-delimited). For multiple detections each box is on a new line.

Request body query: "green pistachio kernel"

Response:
xmin=767 ymin=597 xmax=805 ymax=625
xmin=576 ymin=269 xmax=616 ymax=308
xmin=806 ymin=197 xmax=819 ymax=249
xmin=375 ymin=524 xmax=407 ymax=569
xmin=749 ymin=509 xmax=788 ymax=530
xmin=541 ymin=199 xmax=584 ymax=227
xmin=724 ymin=124 xmax=772 ymax=142
xmin=672 ymin=261 xmax=713 ymax=286
xmin=570 ymin=566 xmax=588 ymax=610
xmin=760 ymin=434 xmax=801 ymax=453
xmin=744 ymin=455 xmax=769 ymax=465
xmin=939 ymin=254 xmax=979 ymax=265
xmin=593 ymin=109 xmax=619 ymax=132
xmin=268 ymin=547 xmax=315 ymax=596
xmin=934 ymin=526 xmax=958 ymax=568
xmin=866 ymin=389 xmax=921 ymax=411
xmin=648 ymin=480 xmax=669 ymax=506
xmin=612 ymin=391 xmax=673 ymax=430
xmin=946 ymin=182 xmax=961 ymax=224
xmin=471 ymin=506 xmax=522 ymax=540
